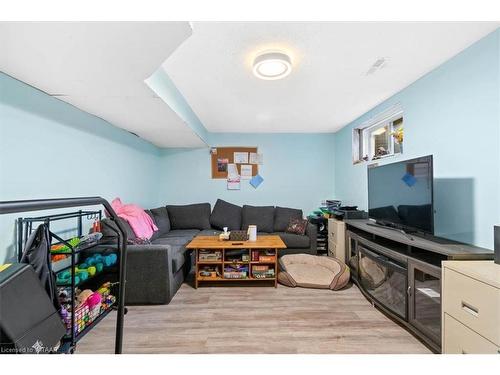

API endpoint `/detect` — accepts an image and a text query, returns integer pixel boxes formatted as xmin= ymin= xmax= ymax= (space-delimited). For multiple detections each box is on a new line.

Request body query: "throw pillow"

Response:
xmin=274 ymin=206 xmax=303 ymax=232
xmin=100 ymin=217 xmax=136 ymax=241
xmin=285 ymin=218 xmax=308 ymax=235
xmin=166 ymin=203 xmax=211 ymax=230
xmin=210 ymin=199 xmax=242 ymax=230
xmin=150 ymin=207 xmax=171 ymax=234
xmin=241 ymin=205 xmax=275 ymax=233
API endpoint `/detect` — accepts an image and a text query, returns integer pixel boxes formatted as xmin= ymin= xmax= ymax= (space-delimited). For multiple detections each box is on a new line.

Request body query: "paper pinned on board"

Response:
xmin=233 ymin=152 xmax=249 ymax=164
xmin=240 ymin=164 xmax=253 ymax=180
xmin=227 ymin=177 xmax=241 ymax=190
xmin=249 ymin=152 xmax=263 ymax=165
xmin=227 ymin=163 xmax=239 ymax=179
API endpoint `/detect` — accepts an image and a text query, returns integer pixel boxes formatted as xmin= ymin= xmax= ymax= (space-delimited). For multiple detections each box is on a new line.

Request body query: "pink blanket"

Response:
xmin=110 ymin=198 xmax=158 ymax=239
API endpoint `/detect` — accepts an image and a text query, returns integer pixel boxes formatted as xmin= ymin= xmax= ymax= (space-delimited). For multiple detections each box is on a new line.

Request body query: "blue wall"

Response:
xmin=0 ymin=73 xmax=162 ymax=263
xmin=334 ymin=29 xmax=500 ymax=248
xmin=158 ymin=133 xmax=335 ymax=216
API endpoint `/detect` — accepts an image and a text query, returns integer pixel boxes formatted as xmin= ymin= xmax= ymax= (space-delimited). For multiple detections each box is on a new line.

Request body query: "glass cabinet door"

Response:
xmin=408 ymin=259 xmax=441 ymax=346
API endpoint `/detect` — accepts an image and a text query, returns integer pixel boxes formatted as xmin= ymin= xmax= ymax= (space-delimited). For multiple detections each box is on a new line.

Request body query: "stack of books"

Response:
xmin=251 ymin=250 xmax=260 ymax=261
xmin=252 ymin=265 xmax=275 ymax=279
xmin=199 ymin=250 xmax=222 ymax=261
xmin=223 ymin=264 xmax=248 ymax=279
xmin=260 ymin=250 xmax=276 ymax=262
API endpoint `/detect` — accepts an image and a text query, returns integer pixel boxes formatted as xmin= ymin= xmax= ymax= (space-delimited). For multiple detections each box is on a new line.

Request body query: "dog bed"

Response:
xmin=278 ymin=254 xmax=350 ymax=290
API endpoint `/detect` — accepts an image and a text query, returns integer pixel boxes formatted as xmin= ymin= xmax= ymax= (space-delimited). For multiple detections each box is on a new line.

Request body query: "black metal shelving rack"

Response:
xmin=308 ymin=216 xmax=328 ymax=255
xmin=0 ymin=197 xmax=128 ymax=354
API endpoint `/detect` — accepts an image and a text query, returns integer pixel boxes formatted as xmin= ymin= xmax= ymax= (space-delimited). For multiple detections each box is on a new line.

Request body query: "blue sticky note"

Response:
xmin=250 ymin=174 xmax=264 ymax=189
xmin=402 ymin=173 xmax=417 ymax=187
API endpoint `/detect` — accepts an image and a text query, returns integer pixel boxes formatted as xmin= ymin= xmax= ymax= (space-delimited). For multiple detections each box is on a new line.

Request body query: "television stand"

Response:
xmin=345 ymin=219 xmax=493 ymax=353
xmin=366 ymin=221 xmax=415 ymax=241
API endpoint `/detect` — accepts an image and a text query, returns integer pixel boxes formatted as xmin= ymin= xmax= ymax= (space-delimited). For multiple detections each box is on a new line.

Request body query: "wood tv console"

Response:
xmin=344 ymin=219 xmax=493 ymax=353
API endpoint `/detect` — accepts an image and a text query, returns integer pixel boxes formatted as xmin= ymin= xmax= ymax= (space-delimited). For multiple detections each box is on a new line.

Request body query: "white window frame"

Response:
xmin=352 ymin=104 xmax=403 ymax=164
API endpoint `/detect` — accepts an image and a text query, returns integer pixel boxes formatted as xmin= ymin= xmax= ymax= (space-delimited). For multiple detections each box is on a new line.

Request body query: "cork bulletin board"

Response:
xmin=211 ymin=147 xmax=259 ymax=179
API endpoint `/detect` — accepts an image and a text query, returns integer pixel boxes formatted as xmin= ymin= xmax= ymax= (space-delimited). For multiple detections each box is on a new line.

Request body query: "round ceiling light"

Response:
xmin=253 ymin=52 xmax=292 ymax=80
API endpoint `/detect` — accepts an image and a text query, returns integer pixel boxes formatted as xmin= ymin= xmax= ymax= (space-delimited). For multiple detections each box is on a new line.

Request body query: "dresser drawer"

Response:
xmin=443 ymin=313 xmax=499 ymax=354
xmin=443 ymin=268 xmax=500 ymax=345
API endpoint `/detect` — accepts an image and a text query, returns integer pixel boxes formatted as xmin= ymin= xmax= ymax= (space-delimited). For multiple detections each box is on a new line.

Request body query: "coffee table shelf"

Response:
xmin=186 ymin=235 xmax=286 ymax=288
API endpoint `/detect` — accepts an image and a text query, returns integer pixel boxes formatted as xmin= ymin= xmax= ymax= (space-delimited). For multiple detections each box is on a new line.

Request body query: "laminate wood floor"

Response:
xmin=77 ymin=281 xmax=431 ymax=354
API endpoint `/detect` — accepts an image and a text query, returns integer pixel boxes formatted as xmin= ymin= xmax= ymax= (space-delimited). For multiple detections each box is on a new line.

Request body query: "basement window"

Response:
xmin=352 ymin=106 xmax=404 ymax=164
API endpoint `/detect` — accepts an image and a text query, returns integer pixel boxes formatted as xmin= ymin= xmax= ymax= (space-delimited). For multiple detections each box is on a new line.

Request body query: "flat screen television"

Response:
xmin=368 ymin=155 xmax=434 ymax=234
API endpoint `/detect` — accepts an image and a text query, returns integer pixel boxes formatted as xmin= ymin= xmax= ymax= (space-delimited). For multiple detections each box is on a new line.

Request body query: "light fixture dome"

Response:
xmin=253 ymin=52 xmax=292 ymax=80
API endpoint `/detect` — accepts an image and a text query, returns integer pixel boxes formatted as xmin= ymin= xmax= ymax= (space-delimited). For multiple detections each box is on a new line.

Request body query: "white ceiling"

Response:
xmin=1 ymin=22 xmax=499 ymax=147
xmin=163 ymin=22 xmax=500 ymax=133
xmin=0 ymin=22 xmax=206 ymax=148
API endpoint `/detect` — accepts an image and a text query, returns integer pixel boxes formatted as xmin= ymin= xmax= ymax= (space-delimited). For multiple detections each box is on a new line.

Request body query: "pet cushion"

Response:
xmin=278 ymin=254 xmax=350 ymax=290
xmin=274 ymin=207 xmax=303 ymax=232
xmin=210 ymin=199 xmax=242 ymax=230
xmin=241 ymin=205 xmax=275 ymax=233
xmin=285 ymin=218 xmax=308 ymax=235
xmin=166 ymin=203 xmax=211 ymax=230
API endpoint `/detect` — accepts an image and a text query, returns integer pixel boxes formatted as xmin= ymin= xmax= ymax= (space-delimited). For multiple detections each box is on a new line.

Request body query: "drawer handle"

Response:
xmin=461 ymin=301 xmax=479 ymax=317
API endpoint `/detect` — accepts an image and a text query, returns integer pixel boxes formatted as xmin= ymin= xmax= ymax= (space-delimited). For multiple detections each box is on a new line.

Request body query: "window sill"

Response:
xmin=353 ymin=152 xmax=402 ymax=165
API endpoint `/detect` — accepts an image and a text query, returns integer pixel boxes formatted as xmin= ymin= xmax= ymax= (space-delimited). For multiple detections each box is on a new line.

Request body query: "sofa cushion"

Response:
xmin=210 ymin=199 xmax=242 ymax=230
xmin=164 ymin=229 xmax=200 ymax=241
xmin=166 ymin=203 xmax=211 ymax=230
xmin=145 ymin=210 xmax=159 ymax=241
xmin=151 ymin=237 xmax=191 ymax=247
xmin=274 ymin=206 xmax=303 ymax=232
xmin=101 ymin=217 xmax=136 ymax=241
xmin=199 ymin=229 xmax=222 ymax=236
xmin=241 ymin=205 xmax=275 ymax=233
xmin=150 ymin=207 xmax=171 ymax=235
xmin=274 ymin=232 xmax=310 ymax=248
xmin=147 ymin=239 xmax=188 ymax=273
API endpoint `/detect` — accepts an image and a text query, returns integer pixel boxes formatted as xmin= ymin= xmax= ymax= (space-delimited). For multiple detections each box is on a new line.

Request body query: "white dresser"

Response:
xmin=327 ymin=218 xmax=346 ymax=263
xmin=441 ymin=260 xmax=500 ymax=354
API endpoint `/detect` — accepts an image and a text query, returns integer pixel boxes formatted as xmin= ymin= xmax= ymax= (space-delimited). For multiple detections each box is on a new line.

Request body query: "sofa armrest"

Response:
xmin=305 ymin=222 xmax=317 ymax=254
xmin=124 ymin=244 xmax=174 ymax=305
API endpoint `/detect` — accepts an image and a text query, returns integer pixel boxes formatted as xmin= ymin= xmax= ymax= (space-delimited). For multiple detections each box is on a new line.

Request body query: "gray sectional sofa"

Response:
xmin=101 ymin=199 xmax=316 ymax=305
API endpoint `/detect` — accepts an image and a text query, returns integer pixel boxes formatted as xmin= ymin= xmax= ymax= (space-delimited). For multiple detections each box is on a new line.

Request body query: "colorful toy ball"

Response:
xmin=86 ymin=292 xmax=102 ymax=308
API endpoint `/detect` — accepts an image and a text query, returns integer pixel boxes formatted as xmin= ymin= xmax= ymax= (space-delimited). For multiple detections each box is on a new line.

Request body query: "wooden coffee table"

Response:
xmin=186 ymin=235 xmax=286 ymax=288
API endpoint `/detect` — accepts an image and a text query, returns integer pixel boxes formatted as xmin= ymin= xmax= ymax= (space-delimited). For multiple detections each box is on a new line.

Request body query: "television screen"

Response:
xmin=368 ymin=155 xmax=434 ymax=234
